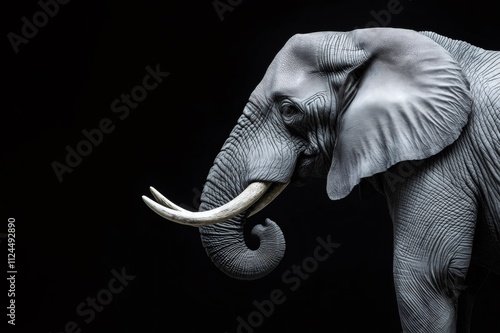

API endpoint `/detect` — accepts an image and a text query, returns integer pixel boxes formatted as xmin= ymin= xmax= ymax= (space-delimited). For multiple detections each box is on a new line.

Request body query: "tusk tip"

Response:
xmin=149 ymin=187 xmax=163 ymax=204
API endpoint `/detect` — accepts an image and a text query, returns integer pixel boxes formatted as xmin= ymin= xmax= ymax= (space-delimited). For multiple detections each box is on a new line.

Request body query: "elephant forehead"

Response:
xmin=254 ymin=64 xmax=326 ymax=101
xmin=248 ymin=32 xmax=334 ymax=106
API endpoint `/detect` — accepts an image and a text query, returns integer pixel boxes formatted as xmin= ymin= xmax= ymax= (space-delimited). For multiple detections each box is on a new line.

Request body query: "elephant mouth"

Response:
xmin=291 ymin=151 xmax=325 ymax=186
xmin=142 ymin=181 xmax=289 ymax=227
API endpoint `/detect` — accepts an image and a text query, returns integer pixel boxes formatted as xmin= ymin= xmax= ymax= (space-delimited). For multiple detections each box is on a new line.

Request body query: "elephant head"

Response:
xmin=143 ymin=28 xmax=471 ymax=280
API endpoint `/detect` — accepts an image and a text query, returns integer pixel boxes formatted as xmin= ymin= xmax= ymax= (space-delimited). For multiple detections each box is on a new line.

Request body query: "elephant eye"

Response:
xmin=280 ymin=102 xmax=300 ymax=118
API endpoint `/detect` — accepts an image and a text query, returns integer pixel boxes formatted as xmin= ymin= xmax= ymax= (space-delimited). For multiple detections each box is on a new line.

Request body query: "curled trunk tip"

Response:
xmin=199 ymin=217 xmax=285 ymax=280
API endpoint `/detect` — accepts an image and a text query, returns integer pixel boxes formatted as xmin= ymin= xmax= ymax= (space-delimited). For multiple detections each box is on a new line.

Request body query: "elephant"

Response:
xmin=142 ymin=28 xmax=500 ymax=332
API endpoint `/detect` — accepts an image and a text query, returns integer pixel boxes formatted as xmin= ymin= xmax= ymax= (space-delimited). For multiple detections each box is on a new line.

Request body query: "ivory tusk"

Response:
xmin=150 ymin=186 xmax=191 ymax=212
xmin=142 ymin=182 xmax=272 ymax=226
xmin=248 ymin=182 xmax=289 ymax=217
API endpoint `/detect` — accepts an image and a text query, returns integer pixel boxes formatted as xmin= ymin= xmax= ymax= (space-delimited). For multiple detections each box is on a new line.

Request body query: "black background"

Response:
xmin=3 ymin=0 xmax=500 ymax=332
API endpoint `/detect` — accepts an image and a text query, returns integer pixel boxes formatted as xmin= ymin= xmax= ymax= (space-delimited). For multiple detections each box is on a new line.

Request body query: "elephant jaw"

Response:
xmin=142 ymin=181 xmax=289 ymax=227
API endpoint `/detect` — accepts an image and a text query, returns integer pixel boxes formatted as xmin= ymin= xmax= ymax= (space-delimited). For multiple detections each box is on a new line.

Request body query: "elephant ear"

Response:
xmin=326 ymin=28 xmax=472 ymax=200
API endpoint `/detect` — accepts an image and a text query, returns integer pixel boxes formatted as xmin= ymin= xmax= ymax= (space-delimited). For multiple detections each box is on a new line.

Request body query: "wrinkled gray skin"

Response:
xmin=197 ymin=28 xmax=500 ymax=332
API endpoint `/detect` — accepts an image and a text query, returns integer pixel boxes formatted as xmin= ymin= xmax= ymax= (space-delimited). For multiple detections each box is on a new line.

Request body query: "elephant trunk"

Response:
xmin=198 ymin=150 xmax=286 ymax=280
xmin=143 ymin=110 xmax=294 ymax=280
